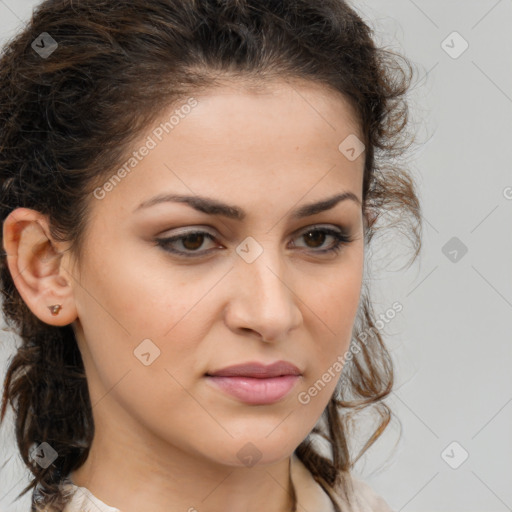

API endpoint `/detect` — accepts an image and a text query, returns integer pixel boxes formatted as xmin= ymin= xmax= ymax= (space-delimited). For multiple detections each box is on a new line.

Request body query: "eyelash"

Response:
xmin=154 ymin=225 xmax=354 ymax=259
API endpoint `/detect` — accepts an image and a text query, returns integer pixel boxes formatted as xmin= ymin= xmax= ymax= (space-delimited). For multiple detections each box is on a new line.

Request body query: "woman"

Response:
xmin=0 ymin=0 xmax=422 ymax=511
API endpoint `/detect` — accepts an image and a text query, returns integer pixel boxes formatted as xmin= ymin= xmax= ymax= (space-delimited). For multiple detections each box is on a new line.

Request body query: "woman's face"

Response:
xmin=66 ymin=79 xmax=366 ymax=467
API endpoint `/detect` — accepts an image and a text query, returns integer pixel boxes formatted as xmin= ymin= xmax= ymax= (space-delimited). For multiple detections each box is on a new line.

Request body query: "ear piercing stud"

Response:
xmin=48 ymin=304 xmax=62 ymax=316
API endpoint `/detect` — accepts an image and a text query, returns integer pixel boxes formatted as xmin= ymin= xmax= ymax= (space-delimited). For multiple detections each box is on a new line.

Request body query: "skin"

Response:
xmin=3 ymin=78 xmax=367 ymax=512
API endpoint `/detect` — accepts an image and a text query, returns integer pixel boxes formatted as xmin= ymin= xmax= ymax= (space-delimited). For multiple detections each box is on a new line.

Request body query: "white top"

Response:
xmin=52 ymin=454 xmax=393 ymax=512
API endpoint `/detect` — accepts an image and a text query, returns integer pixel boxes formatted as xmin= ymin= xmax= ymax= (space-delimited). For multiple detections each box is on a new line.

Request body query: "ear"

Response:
xmin=2 ymin=207 xmax=78 ymax=326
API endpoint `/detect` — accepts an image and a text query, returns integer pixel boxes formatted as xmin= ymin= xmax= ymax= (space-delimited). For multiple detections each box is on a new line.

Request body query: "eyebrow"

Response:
xmin=133 ymin=191 xmax=361 ymax=220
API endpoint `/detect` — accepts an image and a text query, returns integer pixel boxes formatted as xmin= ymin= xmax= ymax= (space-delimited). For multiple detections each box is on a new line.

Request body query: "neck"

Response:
xmin=70 ymin=412 xmax=295 ymax=512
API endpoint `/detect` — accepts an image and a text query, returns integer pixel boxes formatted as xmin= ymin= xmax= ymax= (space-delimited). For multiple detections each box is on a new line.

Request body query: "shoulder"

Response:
xmin=341 ymin=474 xmax=394 ymax=512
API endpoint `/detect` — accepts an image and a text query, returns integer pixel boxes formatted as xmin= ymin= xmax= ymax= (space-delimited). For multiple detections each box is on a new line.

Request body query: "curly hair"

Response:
xmin=0 ymin=0 xmax=422 ymax=510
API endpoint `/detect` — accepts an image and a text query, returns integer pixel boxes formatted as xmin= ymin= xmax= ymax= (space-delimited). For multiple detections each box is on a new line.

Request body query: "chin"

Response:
xmin=203 ymin=435 xmax=299 ymax=469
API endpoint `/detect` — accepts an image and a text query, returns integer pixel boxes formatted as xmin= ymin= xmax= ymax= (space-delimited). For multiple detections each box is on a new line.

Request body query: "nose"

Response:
xmin=224 ymin=245 xmax=303 ymax=343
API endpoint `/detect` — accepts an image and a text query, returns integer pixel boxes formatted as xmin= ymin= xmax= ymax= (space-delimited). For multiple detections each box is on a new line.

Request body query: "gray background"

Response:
xmin=0 ymin=1 xmax=511 ymax=511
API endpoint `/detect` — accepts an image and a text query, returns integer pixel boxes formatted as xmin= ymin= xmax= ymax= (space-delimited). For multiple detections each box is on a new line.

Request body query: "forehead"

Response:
xmin=189 ymin=77 xmax=362 ymax=138
xmin=89 ymin=78 xmax=365 ymax=221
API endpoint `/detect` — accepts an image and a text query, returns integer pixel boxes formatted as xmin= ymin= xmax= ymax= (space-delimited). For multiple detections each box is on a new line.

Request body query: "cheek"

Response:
xmin=296 ymin=282 xmax=360 ymax=416
xmin=72 ymin=254 xmax=210 ymax=437
xmin=73 ymin=245 xmax=222 ymax=386
xmin=303 ymin=257 xmax=363 ymax=378
xmin=312 ymin=256 xmax=363 ymax=327
xmin=77 ymin=235 xmax=201 ymax=334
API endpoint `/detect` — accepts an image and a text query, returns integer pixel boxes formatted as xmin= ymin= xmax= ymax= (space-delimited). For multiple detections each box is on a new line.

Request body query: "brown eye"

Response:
xmin=155 ymin=230 xmax=218 ymax=257
xmin=302 ymin=230 xmax=327 ymax=249
xmin=154 ymin=225 xmax=353 ymax=259
xmin=181 ymin=233 xmax=207 ymax=251
xmin=292 ymin=226 xmax=353 ymax=255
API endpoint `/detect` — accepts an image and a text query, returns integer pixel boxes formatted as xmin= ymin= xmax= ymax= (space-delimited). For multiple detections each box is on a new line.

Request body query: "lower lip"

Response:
xmin=205 ymin=375 xmax=300 ymax=405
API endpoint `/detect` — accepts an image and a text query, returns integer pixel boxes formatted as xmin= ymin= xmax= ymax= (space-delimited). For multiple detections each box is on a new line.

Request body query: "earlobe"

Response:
xmin=2 ymin=207 xmax=78 ymax=326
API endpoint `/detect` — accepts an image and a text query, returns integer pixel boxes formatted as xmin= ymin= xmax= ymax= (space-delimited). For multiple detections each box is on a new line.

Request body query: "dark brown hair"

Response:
xmin=0 ymin=0 xmax=422 ymax=510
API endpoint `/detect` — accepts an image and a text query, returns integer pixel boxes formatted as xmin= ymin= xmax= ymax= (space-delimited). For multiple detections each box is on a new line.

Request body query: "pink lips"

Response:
xmin=205 ymin=360 xmax=302 ymax=405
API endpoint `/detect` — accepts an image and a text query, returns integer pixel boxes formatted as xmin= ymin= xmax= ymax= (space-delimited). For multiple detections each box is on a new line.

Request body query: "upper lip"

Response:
xmin=207 ymin=360 xmax=302 ymax=378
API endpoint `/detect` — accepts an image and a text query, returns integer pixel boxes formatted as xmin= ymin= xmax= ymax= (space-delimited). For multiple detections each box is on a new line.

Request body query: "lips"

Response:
xmin=205 ymin=360 xmax=302 ymax=405
xmin=206 ymin=360 xmax=302 ymax=378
